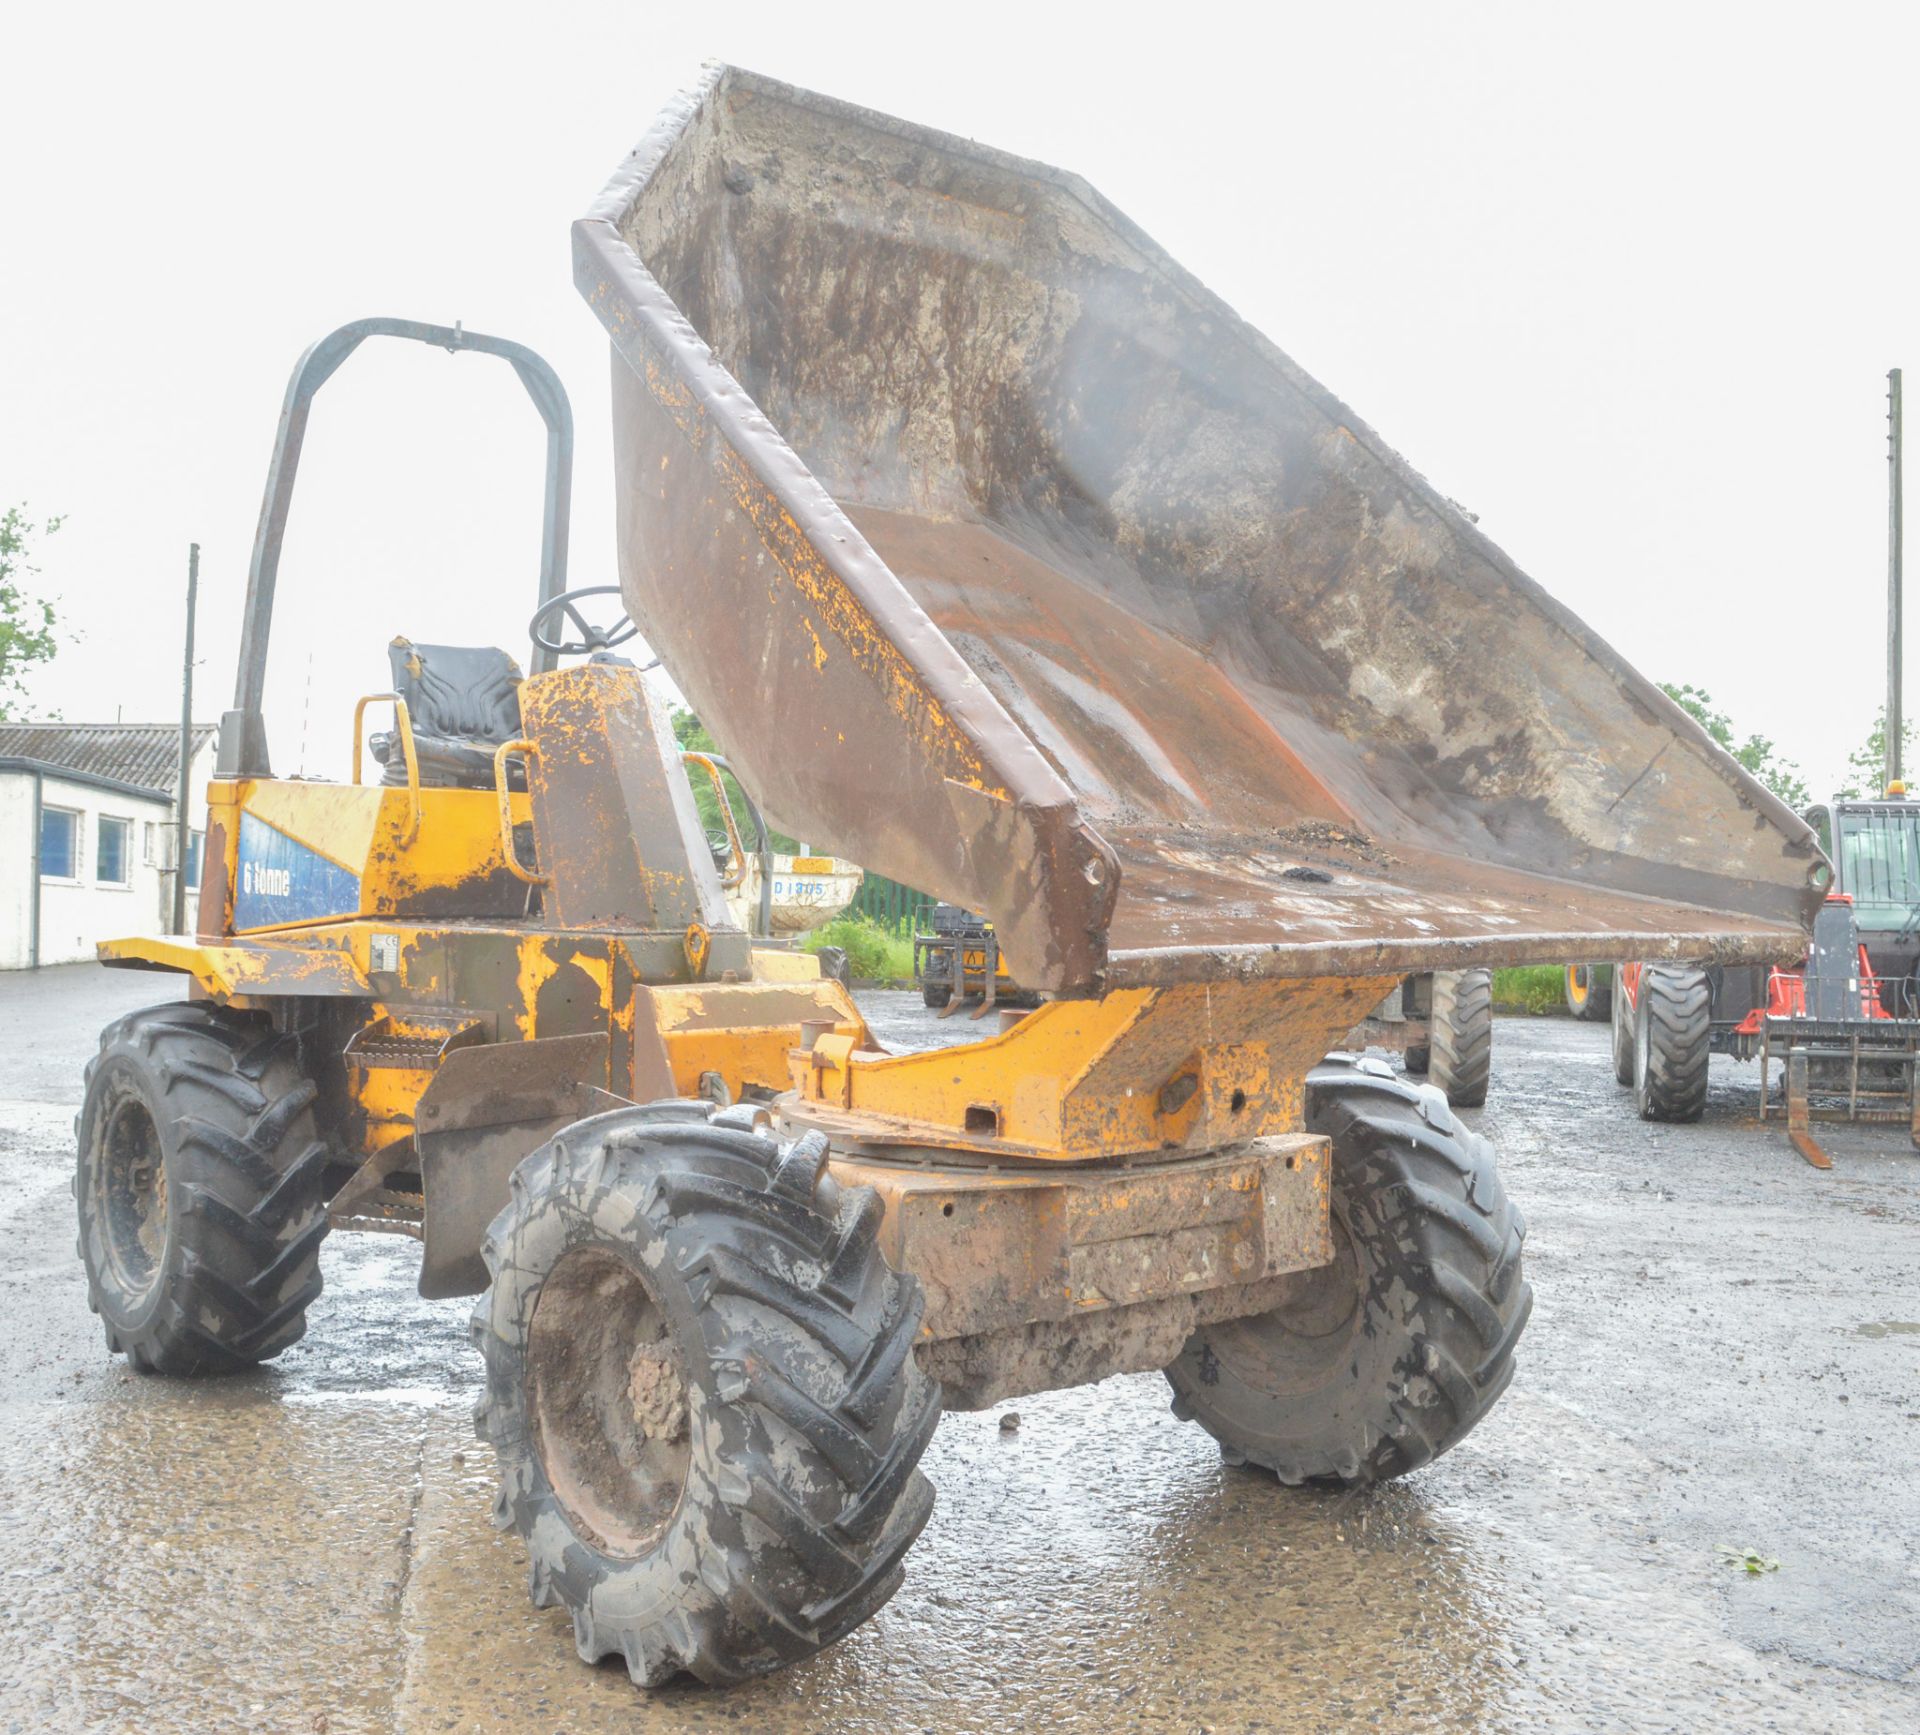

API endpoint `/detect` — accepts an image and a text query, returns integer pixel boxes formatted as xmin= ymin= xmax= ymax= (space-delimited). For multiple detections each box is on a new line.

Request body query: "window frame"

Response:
xmin=38 ymin=806 xmax=81 ymax=883
xmin=95 ymin=814 xmax=133 ymax=888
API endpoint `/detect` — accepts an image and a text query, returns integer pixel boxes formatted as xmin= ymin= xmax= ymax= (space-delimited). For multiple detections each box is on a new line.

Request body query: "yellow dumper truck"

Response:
xmin=79 ymin=67 xmax=1820 ymax=1687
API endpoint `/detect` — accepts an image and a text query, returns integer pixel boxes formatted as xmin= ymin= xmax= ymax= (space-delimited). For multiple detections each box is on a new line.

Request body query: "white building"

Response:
xmin=0 ymin=723 xmax=217 ymax=969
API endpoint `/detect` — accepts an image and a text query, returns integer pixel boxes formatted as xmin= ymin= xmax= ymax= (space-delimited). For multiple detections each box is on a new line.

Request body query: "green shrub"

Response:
xmin=801 ymin=915 xmax=915 ymax=982
xmin=1491 ymin=965 xmax=1565 ymax=1015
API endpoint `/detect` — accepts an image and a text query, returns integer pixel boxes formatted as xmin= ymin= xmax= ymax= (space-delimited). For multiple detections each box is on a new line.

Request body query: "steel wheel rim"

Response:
xmin=528 ymin=1248 xmax=692 ymax=1559
xmin=98 ymin=1090 xmax=169 ymax=1300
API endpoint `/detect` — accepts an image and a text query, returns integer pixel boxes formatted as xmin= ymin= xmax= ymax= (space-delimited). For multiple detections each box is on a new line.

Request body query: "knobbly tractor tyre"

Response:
xmin=472 ymin=1102 xmax=940 ymax=1686
xmin=1564 ymin=963 xmax=1611 ymax=1021
xmin=1166 ymin=1055 xmax=1530 ymax=1485
xmin=1610 ymin=969 xmax=1637 ymax=1085
xmin=1428 ymin=968 xmax=1493 ymax=1108
xmin=76 ymin=1003 xmax=330 ymax=1374
xmin=1633 ymin=964 xmax=1711 ymax=1122
xmin=921 ymin=980 xmax=952 ymax=1010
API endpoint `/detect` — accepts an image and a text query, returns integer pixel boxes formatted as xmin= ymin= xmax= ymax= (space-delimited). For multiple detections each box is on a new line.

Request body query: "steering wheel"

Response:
xmin=528 ymin=585 xmax=641 ymax=658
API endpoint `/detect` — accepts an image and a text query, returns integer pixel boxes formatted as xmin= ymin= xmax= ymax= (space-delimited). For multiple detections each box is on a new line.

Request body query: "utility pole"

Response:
xmin=1889 ymin=369 xmax=1904 ymax=794
xmin=172 ymin=543 xmax=199 ymax=935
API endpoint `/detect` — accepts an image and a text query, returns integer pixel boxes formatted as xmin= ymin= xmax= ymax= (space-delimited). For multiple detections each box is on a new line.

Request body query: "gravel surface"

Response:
xmin=1 ymin=966 xmax=1914 ymax=1731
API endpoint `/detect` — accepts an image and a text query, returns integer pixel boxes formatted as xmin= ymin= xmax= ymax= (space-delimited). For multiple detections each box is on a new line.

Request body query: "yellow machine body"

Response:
xmin=102 ymin=660 xmax=869 ymax=1295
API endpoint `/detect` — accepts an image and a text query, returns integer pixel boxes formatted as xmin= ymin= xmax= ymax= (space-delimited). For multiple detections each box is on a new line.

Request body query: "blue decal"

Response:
xmin=234 ymin=812 xmax=362 ymax=930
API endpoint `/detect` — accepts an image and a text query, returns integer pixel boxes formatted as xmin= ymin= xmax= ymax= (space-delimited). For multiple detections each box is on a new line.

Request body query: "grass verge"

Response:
xmin=1492 ymin=964 xmax=1566 ymax=1015
xmin=801 ymin=915 xmax=915 ymax=982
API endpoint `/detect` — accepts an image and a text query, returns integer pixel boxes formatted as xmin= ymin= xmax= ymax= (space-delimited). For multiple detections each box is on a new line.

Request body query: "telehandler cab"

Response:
xmin=82 ymin=70 xmax=1825 ymax=1689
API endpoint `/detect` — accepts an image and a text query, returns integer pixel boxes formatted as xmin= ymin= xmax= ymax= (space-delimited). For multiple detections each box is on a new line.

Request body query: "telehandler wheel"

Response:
xmin=472 ymin=1103 xmax=940 ymax=1687
xmin=1166 ymin=1055 xmax=1530 ymax=1486
xmin=1610 ymin=971 xmax=1637 ymax=1086
xmin=1428 ymin=968 xmax=1493 ymax=1108
xmin=921 ymin=981 xmax=952 ymax=1010
xmin=1564 ymin=963 xmax=1611 ymax=1020
xmin=1401 ymin=1042 xmax=1430 ymax=1075
xmin=76 ymin=1003 xmax=330 ymax=1374
xmin=1633 ymin=964 xmax=1710 ymax=1122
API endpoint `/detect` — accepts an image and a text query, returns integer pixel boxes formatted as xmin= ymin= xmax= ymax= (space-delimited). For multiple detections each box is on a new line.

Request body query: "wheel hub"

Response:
xmin=99 ymin=1090 xmax=168 ymax=1299
xmin=1204 ymin=1221 xmax=1365 ymax=1398
xmin=528 ymin=1249 xmax=691 ymax=1558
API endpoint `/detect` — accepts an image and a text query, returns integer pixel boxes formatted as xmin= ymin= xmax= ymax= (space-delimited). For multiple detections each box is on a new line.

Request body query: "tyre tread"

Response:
xmin=477 ymin=1109 xmax=938 ymax=1687
xmin=79 ymin=1004 xmax=329 ymax=1375
xmin=1168 ymin=1054 xmax=1528 ymax=1487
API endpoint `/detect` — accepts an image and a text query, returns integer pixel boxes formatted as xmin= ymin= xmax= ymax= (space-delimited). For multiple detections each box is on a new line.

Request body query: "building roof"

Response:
xmin=0 ymin=722 xmax=216 ymax=799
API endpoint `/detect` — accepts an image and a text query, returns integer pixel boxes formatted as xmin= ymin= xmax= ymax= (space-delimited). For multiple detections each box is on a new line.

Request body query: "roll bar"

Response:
xmin=218 ymin=318 xmax=573 ymax=778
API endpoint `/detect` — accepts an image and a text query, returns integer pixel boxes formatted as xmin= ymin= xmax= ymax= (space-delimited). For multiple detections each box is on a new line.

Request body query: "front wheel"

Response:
xmin=472 ymin=1103 xmax=940 ymax=1686
xmin=1634 ymin=965 xmax=1710 ymax=1122
xmin=1610 ymin=968 xmax=1637 ymax=1085
xmin=1166 ymin=1056 xmax=1530 ymax=1485
xmin=77 ymin=1003 xmax=330 ymax=1374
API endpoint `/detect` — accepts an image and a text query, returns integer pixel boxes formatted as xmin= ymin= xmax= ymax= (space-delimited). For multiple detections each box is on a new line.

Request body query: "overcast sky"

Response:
xmin=3 ymin=1 xmax=1916 ymax=798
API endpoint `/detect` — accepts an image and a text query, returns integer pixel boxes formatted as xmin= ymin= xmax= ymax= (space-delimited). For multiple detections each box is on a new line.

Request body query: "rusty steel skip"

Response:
xmin=575 ymin=66 xmax=1823 ymax=1004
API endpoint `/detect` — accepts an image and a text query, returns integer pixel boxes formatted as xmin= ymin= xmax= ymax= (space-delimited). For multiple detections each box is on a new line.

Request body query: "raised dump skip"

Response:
xmin=575 ymin=65 xmax=1823 ymax=996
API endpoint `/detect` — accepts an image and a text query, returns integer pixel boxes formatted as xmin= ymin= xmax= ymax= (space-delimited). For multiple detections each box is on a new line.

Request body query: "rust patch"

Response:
xmin=577 ymin=66 xmax=1821 ymax=993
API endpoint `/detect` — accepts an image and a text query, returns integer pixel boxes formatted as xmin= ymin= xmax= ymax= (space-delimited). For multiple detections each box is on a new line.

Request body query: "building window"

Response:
xmin=40 ymin=807 xmax=79 ymax=880
xmin=185 ymin=829 xmax=204 ymax=886
xmin=143 ymin=821 xmax=159 ymax=866
xmin=97 ymin=816 xmax=131 ymax=886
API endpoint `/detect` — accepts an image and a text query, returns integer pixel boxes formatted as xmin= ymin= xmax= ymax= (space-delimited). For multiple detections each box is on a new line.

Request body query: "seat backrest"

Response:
xmin=388 ymin=638 xmax=523 ymax=744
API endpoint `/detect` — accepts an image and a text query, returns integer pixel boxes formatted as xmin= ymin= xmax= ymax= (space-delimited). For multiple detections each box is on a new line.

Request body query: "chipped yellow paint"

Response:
xmin=97 ymin=933 xmax=369 ymax=1000
xmin=229 ymin=779 xmax=532 ymax=931
xmin=647 ymin=977 xmax=867 ymax=1100
xmin=791 ymin=975 xmax=1398 ymax=1161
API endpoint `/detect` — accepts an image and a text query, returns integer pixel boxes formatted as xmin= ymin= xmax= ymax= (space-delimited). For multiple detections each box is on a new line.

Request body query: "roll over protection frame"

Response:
xmin=219 ymin=318 xmax=574 ymax=778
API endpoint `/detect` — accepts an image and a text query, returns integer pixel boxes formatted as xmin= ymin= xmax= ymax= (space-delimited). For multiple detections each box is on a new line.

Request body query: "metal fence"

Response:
xmin=848 ymin=872 xmax=931 ymax=935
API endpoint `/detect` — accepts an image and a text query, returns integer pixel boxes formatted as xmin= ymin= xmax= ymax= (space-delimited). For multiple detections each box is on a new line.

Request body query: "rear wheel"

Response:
xmin=1634 ymin=965 xmax=1711 ymax=1122
xmin=76 ymin=1003 xmax=330 ymax=1374
xmin=1165 ymin=1056 xmax=1530 ymax=1485
xmin=1564 ymin=964 xmax=1611 ymax=1020
xmin=473 ymin=1103 xmax=940 ymax=1686
xmin=1429 ymin=968 xmax=1493 ymax=1108
xmin=1610 ymin=969 xmax=1637 ymax=1085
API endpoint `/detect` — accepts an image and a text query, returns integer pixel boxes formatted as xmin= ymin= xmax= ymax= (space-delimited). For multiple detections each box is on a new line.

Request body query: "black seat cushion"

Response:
xmin=370 ymin=638 xmax=524 ymax=790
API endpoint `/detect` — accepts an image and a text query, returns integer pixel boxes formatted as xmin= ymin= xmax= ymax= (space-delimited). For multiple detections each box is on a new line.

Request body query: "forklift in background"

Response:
xmin=912 ymin=902 xmax=1039 ymax=1016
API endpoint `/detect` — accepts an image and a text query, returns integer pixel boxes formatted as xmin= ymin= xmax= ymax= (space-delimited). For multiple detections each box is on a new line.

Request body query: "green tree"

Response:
xmin=1833 ymin=709 xmax=1918 ymax=801
xmin=1660 ymin=682 xmax=1811 ymax=808
xmin=0 ymin=505 xmax=62 ymax=719
xmin=669 ymin=709 xmax=799 ymax=853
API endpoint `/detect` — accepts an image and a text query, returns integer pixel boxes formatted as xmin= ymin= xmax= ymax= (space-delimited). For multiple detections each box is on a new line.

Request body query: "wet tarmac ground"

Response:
xmin=2 ymin=964 xmax=1917 ymax=1732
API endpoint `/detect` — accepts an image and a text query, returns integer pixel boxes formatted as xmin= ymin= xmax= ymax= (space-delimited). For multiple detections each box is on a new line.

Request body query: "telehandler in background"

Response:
xmin=1611 ymin=793 xmax=1920 ymax=1164
xmin=80 ymin=68 xmax=1824 ymax=1689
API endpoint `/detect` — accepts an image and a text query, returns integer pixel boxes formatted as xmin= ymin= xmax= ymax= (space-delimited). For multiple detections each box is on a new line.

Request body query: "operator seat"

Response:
xmin=369 ymin=637 xmax=524 ymax=789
